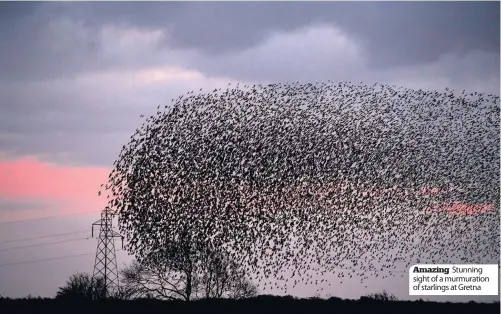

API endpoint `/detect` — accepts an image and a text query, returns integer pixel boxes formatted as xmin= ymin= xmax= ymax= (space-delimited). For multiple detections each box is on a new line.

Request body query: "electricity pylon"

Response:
xmin=92 ymin=207 xmax=124 ymax=298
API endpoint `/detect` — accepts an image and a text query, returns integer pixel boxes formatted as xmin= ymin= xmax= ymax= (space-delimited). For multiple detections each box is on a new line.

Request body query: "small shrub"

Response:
xmin=362 ymin=290 xmax=398 ymax=301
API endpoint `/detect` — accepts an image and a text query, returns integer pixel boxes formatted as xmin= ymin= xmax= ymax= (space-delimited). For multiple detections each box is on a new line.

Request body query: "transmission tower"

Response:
xmin=92 ymin=207 xmax=124 ymax=298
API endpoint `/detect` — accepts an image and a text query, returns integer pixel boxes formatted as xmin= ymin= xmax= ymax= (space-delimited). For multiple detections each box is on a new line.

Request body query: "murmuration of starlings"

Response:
xmin=100 ymin=81 xmax=499 ymax=294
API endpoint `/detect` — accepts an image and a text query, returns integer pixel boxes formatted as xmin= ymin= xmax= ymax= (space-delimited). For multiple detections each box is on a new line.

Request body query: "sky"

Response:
xmin=0 ymin=1 xmax=499 ymax=302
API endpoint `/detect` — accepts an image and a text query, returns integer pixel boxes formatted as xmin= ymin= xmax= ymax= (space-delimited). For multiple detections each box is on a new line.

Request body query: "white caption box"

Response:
xmin=409 ymin=264 xmax=499 ymax=296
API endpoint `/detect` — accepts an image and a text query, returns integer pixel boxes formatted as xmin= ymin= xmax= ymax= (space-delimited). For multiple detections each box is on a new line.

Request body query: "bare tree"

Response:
xmin=199 ymin=249 xmax=258 ymax=299
xmin=120 ymin=230 xmax=200 ymax=301
xmin=120 ymin=258 xmax=197 ymax=301
xmin=228 ymin=275 xmax=258 ymax=300
xmin=120 ymin=243 xmax=257 ymax=301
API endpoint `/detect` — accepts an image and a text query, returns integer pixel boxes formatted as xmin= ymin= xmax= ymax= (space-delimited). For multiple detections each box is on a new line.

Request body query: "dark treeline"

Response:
xmin=1 ymin=295 xmax=499 ymax=314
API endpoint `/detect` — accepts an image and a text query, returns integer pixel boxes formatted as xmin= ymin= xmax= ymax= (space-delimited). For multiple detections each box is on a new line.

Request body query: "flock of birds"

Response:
xmin=101 ymin=81 xmax=499 ymax=295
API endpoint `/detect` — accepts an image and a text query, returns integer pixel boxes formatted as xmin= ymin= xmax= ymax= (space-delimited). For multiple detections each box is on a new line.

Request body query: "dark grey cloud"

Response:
xmin=0 ymin=2 xmax=498 ymax=168
xmin=58 ymin=2 xmax=501 ymax=62
xmin=177 ymin=30 xmax=500 ymax=92
xmin=0 ymin=66 xmax=232 ymax=166
xmin=0 ymin=2 xmax=498 ymax=81
xmin=0 ymin=2 xmax=499 ymax=165
xmin=0 ymin=3 xmax=102 ymax=81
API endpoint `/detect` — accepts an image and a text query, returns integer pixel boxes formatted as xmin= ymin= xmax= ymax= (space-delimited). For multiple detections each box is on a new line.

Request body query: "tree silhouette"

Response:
xmin=55 ymin=273 xmax=107 ymax=301
xmin=199 ymin=247 xmax=258 ymax=299
xmin=120 ymin=240 xmax=257 ymax=301
xmin=362 ymin=290 xmax=398 ymax=301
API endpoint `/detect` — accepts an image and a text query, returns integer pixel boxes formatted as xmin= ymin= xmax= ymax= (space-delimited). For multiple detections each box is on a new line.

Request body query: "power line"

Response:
xmin=0 ymin=252 xmax=95 ymax=268
xmin=0 ymin=230 xmax=90 ymax=245
xmin=0 ymin=210 xmax=101 ymax=225
xmin=0 ymin=237 xmax=92 ymax=253
xmin=0 ymin=235 xmax=124 ymax=253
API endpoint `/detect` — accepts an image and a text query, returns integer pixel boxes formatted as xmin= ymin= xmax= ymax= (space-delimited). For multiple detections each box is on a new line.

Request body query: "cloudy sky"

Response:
xmin=0 ymin=2 xmax=499 ymax=301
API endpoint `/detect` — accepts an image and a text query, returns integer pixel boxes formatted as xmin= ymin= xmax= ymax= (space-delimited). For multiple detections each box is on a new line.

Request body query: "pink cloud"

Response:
xmin=0 ymin=156 xmax=110 ymax=216
xmin=0 ymin=156 xmax=491 ymax=220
